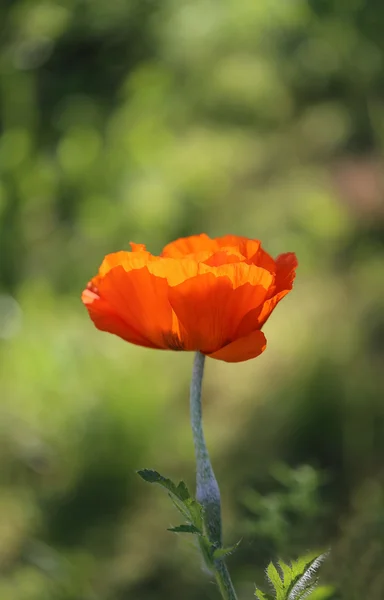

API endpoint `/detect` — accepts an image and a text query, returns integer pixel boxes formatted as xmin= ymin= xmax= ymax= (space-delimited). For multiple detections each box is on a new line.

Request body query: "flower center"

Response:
xmin=163 ymin=331 xmax=185 ymax=351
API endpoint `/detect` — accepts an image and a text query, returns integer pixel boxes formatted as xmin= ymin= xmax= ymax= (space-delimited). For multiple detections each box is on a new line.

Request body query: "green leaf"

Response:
xmin=137 ymin=469 xmax=178 ymax=495
xmin=137 ymin=469 xmax=205 ymax=538
xmin=168 ymin=524 xmax=202 ymax=534
xmin=185 ymin=497 xmax=204 ymax=531
xmin=307 ymin=585 xmax=335 ymax=600
xmin=168 ymin=494 xmax=191 ymax=520
xmin=212 ymin=539 xmax=242 ymax=561
xmin=286 ymin=553 xmax=328 ymax=599
xmin=198 ymin=534 xmax=215 ymax=570
xmin=176 ymin=480 xmax=191 ymax=501
xmin=277 ymin=559 xmax=292 ymax=586
xmin=266 ymin=562 xmax=284 ymax=598
xmin=291 ymin=552 xmax=319 ymax=580
xmin=257 ymin=552 xmax=329 ymax=600
xmin=137 ymin=469 xmax=192 ymax=502
xmin=255 ymin=589 xmax=274 ymax=600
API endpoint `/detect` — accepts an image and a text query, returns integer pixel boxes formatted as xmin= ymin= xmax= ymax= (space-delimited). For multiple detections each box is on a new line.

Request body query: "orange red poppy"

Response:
xmin=82 ymin=234 xmax=297 ymax=362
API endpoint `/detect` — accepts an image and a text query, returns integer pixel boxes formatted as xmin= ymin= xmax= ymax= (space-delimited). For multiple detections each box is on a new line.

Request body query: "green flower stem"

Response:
xmin=190 ymin=351 xmax=238 ymax=600
xmin=214 ymin=560 xmax=238 ymax=600
xmin=190 ymin=351 xmax=222 ymax=545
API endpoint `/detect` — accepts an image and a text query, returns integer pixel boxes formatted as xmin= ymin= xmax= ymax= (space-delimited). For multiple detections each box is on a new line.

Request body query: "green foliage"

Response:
xmin=137 ymin=469 xmax=204 ymax=536
xmin=255 ymin=553 xmax=332 ymax=600
xmin=323 ymin=479 xmax=384 ymax=600
xmin=137 ymin=469 xmax=192 ymax=502
xmin=137 ymin=468 xmax=242 ymax=573
xmin=255 ymin=590 xmax=275 ymax=600
xmin=168 ymin=524 xmax=202 ymax=534
xmin=242 ymin=464 xmax=327 ymax=556
xmin=212 ymin=540 xmax=242 ymax=561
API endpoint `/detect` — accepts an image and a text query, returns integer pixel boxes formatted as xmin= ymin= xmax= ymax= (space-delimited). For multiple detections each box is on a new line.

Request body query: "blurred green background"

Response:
xmin=0 ymin=0 xmax=384 ymax=598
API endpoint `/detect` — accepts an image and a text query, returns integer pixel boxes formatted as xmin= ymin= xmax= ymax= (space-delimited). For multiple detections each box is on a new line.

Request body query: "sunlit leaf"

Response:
xmin=256 ymin=552 xmax=330 ymax=600
xmin=266 ymin=562 xmax=284 ymax=598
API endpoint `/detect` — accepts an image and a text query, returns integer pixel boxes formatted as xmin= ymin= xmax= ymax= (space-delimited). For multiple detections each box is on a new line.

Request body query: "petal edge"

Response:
xmin=207 ymin=330 xmax=267 ymax=363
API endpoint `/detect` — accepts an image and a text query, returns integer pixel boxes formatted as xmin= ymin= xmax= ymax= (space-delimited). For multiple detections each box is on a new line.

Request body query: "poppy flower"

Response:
xmin=82 ymin=234 xmax=297 ymax=363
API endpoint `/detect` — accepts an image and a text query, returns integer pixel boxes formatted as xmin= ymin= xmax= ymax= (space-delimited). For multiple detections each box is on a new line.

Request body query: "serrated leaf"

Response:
xmin=168 ymin=524 xmax=202 ymax=534
xmin=137 ymin=469 xmax=178 ymax=494
xmin=137 ymin=469 xmax=163 ymax=483
xmin=137 ymin=469 xmax=190 ymax=503
xmin=137 ymin=469 xmax=173 ymax=487
xmin=266 ymin=562 xmax=284 ymax=598
xmin=137 ymin=469 xmax=206 ymax=540
xmin=277 ymin=559 xmax=292 ymax=586
xmin=256 ymin=553 xmax=329 ymax=600
xmin=176 ymin=480 xmax=191 ymax=501
xmin=168 ymin=494 xmax=191 ymax=520
xmin=212 ymin=539 xmax=241 ymax=561
xmin=291 ymin=554 xmax=318 ymax=580
xmin=287 ymin=553 xmax=327 ymax=599
xmin=255 ymin=589 xmax=274 ymax=600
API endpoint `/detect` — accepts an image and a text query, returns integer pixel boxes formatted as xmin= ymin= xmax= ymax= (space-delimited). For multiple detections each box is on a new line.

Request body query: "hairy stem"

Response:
xmin=190 ymin=352 xmax=238 ymax=600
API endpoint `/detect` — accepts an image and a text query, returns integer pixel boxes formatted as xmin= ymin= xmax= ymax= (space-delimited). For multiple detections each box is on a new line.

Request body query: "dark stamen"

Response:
xmin=163 ymin=331 xmax=185 ymax=351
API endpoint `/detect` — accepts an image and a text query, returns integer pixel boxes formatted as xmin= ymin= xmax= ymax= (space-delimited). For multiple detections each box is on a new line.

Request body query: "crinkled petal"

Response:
xmin=274 ymin=252 xmax=298 ymax=293
xmin=82 ymin=237 xmax=297 ymax=361
xmin=89 ymin=266 xmax=178 ymax=349
xmin=257 ymin=252 xmax=298 ymax=327
xmin=147 ymin=257 xmax=199 ymax=286
xmin=98 ymin=250 xmax=153 ymax=278
xmin=161 ymin=234 xmax=216 ymax=258
xmin=168 ymin=263 xmax=273 ymax=354
xmin=161 ymin=233 xmax=252 ymax=258
xmin=257 ymin=289 xmax=291 ymax=328
xmin=203 ymin=250 xmax=245 ymax=267
xmin=82 ymin=288 xmax=158 ymax=348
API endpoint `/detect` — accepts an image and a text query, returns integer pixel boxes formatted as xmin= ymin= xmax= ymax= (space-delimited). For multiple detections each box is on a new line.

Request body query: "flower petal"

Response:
xmin=82 ymin=236 xmax=297 ymax=362
xmin=82 ymin=288 xmax=157 ymax=348
xmin=92 ymin=266 xmax=178 ymax=349
xmin=161 ymin=233 xmax=252 ymax=258
xmin=161 ymin=234 xmax=216 ymax=258
xmin=98 ymin=250 xmax=151 ymax=278
xmin=207 ymin=330 xmax=267 ymax=362
xmin=256 ymin=289 xmax=290 ymax=329
xmin=129 ymin=242 xmax=147 ymax=252
xmin=274 ymin=252 xmax=298 ymax=293
xmin=203 ymin=250 xmax=244 ymax=267
xmin=168 ymin=263 xmax=273 ymax=354
xmin=257 ymin=252 xmax=298 ymax=327
xmin=214 ymin=234 xmax=251 ymax=248
xmin=147 ymin=257 xmax=199 ymax=286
